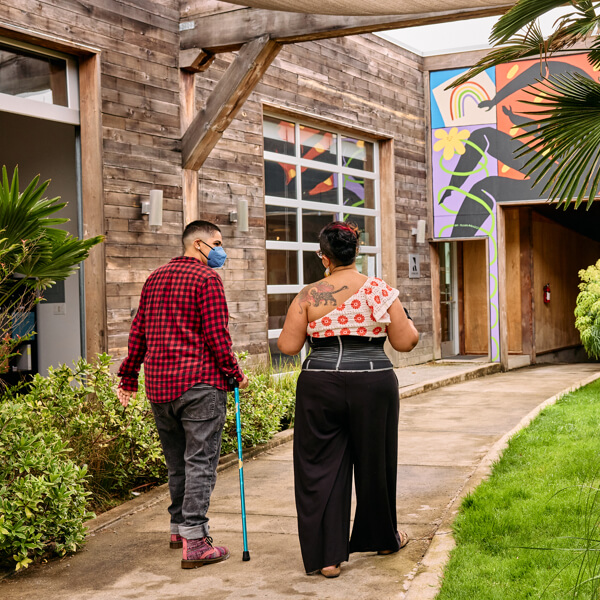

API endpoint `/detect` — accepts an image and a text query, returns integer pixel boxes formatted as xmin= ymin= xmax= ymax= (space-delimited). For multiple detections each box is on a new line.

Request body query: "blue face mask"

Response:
xmin=198 ymin=241 xmax=227 ymax=269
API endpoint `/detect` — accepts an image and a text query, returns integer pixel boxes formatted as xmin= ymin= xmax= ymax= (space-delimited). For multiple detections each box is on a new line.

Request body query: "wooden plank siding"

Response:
xmin=0 ymin=0 xmax=182 ymax=359
xmin=192 ymin=32 xmax=431 ymax=365
xmin=1 ymin=1 xmax=432 ymax=366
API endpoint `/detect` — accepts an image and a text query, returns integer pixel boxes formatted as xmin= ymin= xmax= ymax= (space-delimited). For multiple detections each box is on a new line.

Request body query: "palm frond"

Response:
xmin=451 ymin=23 xmax=551 ymax=87
xmin=451 ymin=2 xmax=600 ymax=88
xmin=0 ymin=165 xmax=104 ymax=287
xmin=491 ymin=0 xmax=580 ymax=44
xmin=513 ymin=73 xmax=600 ymax=208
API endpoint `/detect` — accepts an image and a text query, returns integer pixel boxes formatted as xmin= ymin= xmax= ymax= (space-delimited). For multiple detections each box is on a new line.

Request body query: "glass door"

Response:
xmin=439 ymin=242 xmax=459 ymax=357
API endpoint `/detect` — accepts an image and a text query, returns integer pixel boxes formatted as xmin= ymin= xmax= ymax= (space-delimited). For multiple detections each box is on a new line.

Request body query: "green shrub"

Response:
xmin=222 ymin=366 xmax=298 ymax=455
xmin=0 ymin=353 xmax=299 ymax=570
xmin=0 ymin=400 xmax=93 ymax=571
xmin=575 ymin=259 xmax=600 ymax=360
xmin=11 ymin=354 xmax=167 ymax=509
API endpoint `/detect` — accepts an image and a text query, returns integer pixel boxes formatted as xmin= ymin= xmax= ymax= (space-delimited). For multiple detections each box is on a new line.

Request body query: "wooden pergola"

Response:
xmin=178 ymin=0 xmax=510 ymax=176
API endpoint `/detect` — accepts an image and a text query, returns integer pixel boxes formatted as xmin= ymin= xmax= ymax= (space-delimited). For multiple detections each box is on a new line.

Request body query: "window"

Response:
xmin=263 ymin=115 xmax=381 ymax=367
xmin=0 ymin=39 xmax=79 ymax=125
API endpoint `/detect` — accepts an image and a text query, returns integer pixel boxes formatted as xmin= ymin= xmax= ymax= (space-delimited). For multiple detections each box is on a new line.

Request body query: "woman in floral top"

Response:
xmin=278 ymin=221 xmax=419 ymax=578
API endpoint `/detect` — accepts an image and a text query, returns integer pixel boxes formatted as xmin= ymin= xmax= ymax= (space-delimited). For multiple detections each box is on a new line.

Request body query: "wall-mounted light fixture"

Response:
xmin=411 ymin=219 xmax=426 ymax=244
xmin=141 ymin=190 xmax=163 ymax=227
xmin=229 ymin=198 xmax=249 ymax=233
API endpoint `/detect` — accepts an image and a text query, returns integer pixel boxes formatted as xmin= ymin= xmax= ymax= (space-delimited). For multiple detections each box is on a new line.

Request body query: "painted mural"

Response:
xmin=430 ymin=53 xmax=599 ymax=361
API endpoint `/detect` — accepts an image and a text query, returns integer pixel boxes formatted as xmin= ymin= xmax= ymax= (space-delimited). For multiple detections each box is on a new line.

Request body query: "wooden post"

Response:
xmin=180 ymin=70 xmax=199 ymax=225
xmin=430 ymin=243 xmax=441 ymax=360
xmin=79 ymin=52 xmax=107 ymax=358
xmin=497 ymin=205 xmax=509 ymax=370
xmin=182 ymin=35 xmax=281 ymax=170
xmin=520 ymin=206 xmax=535 ymax=361
xmin=380 ymin=138 xmax=397 ymax=287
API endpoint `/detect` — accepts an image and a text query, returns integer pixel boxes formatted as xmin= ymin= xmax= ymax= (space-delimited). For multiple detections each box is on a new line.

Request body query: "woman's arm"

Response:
xmin=277 ymin=290 xmax=309 ymax=355
xmin=386 ymin=298 xmax=419 ymax=352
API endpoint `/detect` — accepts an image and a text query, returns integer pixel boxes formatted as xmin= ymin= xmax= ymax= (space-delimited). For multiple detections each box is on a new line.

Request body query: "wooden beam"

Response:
xmin=79 ymin=52 xmax=107 ymax=358
xmin=424 ymin=38 xmax=595 ymax=71
xmin=180 ymin=49 xmax=216 ymax=73
xmin=497 ymin=205 xmax=509 ymax=370
xmin=180 ymin=5 xmax=511 ymax=53
xmin=380 ymin=138 xmax=397 ymax=289
xmin=429 ymin=243 xmax=442 ymax=360
xmin=180 ymin=70 xmax=199 ymax=224
xmin=182 ymin=34 xmax=281 ymax=170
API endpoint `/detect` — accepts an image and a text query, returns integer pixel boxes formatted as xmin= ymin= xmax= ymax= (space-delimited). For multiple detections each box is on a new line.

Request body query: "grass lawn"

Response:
xmin=437 ymin=378 xmax=600 ymax=600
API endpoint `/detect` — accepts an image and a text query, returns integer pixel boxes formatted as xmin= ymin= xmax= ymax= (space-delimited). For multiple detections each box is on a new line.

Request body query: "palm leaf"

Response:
xmin=513 ymin=72 xmax=600 ymax=208
xmin=451 ymin=22 xmax=552 ymax=87
xmin=490 ymin=0 xmax=582 ymax=44
xmin=0 ymin=165 xmax=104 ymax=290
xmin=451 ymin=2 xmax=600 ymax=88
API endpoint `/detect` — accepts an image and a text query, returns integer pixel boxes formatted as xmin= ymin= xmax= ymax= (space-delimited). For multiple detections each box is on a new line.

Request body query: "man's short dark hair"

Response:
xmin=182 ymin=220 xmax=221 ymax=247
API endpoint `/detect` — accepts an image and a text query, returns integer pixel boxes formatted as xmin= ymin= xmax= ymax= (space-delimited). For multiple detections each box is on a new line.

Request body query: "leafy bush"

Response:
xmin=0 ymin=353 xmax=299 ymax=570
xmin=575 ymin=259 xmax=600 ymax=360
xmin=9 ymin=354 xmax=167 ymax=509
xmin=0 ymin=400 xmax=93 ymax=571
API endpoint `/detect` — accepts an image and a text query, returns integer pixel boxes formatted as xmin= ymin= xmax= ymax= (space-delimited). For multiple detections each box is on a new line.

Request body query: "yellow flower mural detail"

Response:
xmin=434 ymin=127 xmax=471 ymax=161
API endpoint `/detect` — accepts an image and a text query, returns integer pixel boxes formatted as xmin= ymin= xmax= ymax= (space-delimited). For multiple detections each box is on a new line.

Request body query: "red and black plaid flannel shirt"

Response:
xmin=118 ymin=256 xmax=244 ymax=403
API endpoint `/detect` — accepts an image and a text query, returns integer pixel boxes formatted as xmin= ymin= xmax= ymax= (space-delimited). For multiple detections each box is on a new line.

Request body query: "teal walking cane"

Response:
xmin=231 ymin=379 xmax=251 ymax=561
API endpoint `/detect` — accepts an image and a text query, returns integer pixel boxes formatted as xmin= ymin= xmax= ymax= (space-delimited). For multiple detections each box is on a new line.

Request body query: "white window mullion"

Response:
xmin=264 ymin=114 xmax=383 ymax=364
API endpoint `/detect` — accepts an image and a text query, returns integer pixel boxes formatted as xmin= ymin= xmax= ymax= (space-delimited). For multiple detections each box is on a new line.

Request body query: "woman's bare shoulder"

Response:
xmin=291 ymin=278 xmax=351 ymax=313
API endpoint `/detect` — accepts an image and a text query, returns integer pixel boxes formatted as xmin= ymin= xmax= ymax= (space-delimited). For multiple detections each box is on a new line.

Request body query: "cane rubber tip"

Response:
xmin=243 ymin=551 xmax=251 ymax=561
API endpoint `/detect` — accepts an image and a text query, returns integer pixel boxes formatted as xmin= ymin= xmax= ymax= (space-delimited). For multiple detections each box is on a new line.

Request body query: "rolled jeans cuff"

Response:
xmin=178 ymin=524 xmax=210 ymax=540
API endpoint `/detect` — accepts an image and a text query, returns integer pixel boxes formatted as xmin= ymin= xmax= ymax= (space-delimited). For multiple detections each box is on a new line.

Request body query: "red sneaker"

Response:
xmin=170 ymin=534 xmax=183 ymax=549
xmin=181 ymin=536 xmax=230 ymax=569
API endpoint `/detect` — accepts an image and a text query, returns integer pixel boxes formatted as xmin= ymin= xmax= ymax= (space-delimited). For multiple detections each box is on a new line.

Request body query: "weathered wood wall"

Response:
xmin=192 ymin=32 xmax=431 ymax=365
xmin=0 ymin=0 xmax=184 ymax=360
xmin=1 ymin=0 xmax=431 ymax=366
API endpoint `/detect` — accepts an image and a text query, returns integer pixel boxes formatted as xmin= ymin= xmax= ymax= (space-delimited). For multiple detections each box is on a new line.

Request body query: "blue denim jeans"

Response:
xmin=151 ymin=383 xmax=227 ymax=540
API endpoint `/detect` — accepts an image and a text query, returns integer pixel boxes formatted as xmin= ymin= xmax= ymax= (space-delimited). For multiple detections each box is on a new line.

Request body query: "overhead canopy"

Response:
xmin=220 ymin=0 xmax=510 ymax=16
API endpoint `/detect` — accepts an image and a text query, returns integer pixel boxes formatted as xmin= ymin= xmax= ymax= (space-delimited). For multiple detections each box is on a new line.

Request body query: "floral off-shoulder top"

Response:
xmin=307 ymin=277 xmax=399 ymax=339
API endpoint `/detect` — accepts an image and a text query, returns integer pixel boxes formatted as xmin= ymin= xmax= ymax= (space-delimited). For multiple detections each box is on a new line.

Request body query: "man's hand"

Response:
xmin=117 ymin=387 xmax=133 ymax=407
xmin=239 ymin=373 xmax=249 ymax=389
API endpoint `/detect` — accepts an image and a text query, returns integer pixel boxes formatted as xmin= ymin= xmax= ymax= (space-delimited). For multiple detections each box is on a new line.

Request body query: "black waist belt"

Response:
xmin=302 ymin=335 xmax=393 ymax=372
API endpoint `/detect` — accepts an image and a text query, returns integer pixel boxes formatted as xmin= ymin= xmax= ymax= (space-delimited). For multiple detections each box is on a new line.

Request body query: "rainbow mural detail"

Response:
xmin=430 ymin=67 xmax=496 ymax=128
xmin=449 ymin=82 xmax=491 ymax=121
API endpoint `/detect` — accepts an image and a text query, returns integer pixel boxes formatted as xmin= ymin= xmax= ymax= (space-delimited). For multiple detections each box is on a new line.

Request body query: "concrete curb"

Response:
xmin=404 ymin=370 xmax=600 ymax=600
xmin=397 ymin=363 xmax=502 ymax=400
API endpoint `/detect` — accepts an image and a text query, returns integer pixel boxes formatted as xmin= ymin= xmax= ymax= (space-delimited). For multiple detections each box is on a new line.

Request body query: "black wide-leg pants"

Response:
xmin=293 ymin=369 xmax=401 ymax=573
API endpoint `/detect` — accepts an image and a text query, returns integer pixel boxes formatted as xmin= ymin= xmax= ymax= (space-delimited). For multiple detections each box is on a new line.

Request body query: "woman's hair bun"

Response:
xmin=318 ymin=221 xmax=360 ymax=266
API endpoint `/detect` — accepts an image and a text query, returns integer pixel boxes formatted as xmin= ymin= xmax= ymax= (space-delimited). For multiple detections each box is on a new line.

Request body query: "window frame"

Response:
xmin=263 ymin=114 xmax=383 ymax=360
xmin=0 ymin=36 xmax=80 ymax=125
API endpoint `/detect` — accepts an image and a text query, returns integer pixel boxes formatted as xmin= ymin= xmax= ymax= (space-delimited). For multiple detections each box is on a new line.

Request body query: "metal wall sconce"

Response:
xmin=411 ymin=219 xmax=426 ymax=244
xmin=141 ymin=190 xmax=163 ymax=227
xmin=229 ymin=198 xmax=249 ymax=233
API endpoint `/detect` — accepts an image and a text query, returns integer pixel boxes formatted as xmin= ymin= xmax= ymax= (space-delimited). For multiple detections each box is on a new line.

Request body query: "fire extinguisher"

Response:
xmin=543 ymin=283 xmax=551 ymax=304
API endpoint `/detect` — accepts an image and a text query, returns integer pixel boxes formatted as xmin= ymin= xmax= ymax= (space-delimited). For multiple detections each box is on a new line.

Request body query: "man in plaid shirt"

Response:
xmin=117 ymin=220 xmax=248 ymax=569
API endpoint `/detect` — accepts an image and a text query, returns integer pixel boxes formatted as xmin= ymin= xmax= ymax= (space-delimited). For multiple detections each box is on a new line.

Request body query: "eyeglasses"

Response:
xmin=316 ymin=250 xmax=324 ymax=259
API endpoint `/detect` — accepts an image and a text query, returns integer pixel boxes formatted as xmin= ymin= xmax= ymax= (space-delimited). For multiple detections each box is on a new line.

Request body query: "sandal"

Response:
xmin=378 ymin=530 xmax=409 ymax=555
xmin=320 ymin=564 xmax=341 ymax=578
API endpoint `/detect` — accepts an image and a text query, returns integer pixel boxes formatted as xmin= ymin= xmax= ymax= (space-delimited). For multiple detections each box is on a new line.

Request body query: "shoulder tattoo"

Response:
xmin=295 ymin=281 xmax=349 ymax=313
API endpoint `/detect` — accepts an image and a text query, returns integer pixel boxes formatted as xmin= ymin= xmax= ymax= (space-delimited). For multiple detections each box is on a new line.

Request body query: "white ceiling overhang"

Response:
xmin=219 ymin=0 xmax=511 ymax=16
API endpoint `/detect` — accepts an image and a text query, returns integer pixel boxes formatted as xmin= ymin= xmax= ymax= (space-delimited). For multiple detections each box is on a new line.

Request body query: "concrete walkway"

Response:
xmin=1 ymin=363 xmax=599 ymax=600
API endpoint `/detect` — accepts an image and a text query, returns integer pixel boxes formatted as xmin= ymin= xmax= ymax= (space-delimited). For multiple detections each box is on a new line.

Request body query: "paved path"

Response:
xmin=1 ymin=363 xmax=598 ymax=600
